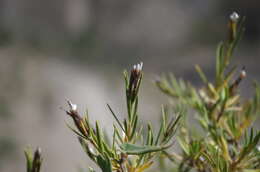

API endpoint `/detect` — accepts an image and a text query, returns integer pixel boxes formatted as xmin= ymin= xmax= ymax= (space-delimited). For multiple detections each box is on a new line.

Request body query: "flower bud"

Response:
xmin=229 ymin=67 xmax=246 ymax=96
xmin=230 ymin=12 xmax=239 ymax=23
xmin=228 ymin=12 xmax=240 ymax=42
xmin=240 ymin=67 xmax=246 ymax=79
xmin=66 ymin=100 xmax=88 ymax=137
xmin=127 ymin=62 xmax=143 ymax=102
xmin=67 ymin=99 xmax=77 ymax=112
xmin=32 ymin=147 xmax=42 ymax=172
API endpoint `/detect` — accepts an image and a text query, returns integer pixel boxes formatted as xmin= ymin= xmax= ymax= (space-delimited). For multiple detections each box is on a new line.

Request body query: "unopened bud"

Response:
xmin=228 ymin=12 xmax=240 ymax=42
xmin=132 ymin=62 xmax=143 ymax=73
xmin=127 ymin=62 xmax=143 ymax=102
xmin=230 ymin=12 xmax=239 ymax=23
xmin=136 ymin=62 xmax=143 ymax=71
xmin=240 ymin=67 xmax=246 ymax=78
xmin=229 ymin=67 xmax=246 ymax=95
xmin=32 ymin=147 xmax=42 ymax=172
xmin=35 ymin=147 xmax=41 ymax=157
xmin=67 ymin=99 xmax=77 ymax=111
xmin=65 ymin=100 xmax=88 ymax=137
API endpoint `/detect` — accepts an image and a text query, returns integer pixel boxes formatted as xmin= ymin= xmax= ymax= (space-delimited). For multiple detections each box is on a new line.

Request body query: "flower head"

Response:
xmin=230 ymin=12 xmax=239 ymax=22
xmin=35 ymin=147 xmax=42 ymax=157
xmin=131 ymin=62 xmax=143 ymax=78
xmin=133 ymin=62 xmax=143 ymax=72
xmin=32 ymin=147 xmax=43 ymax=172
xmin=67 ymin=99 xmax=77 ymax=112
xmin=65 ymin=99 xmax=89 ymax=137
xmin=240 ymin=67 xmax=246 ymax=78
xmin=127 ymin=62 xmax=143 ymax=102
xmin=230 ymin=67 xmax=246 ymax=96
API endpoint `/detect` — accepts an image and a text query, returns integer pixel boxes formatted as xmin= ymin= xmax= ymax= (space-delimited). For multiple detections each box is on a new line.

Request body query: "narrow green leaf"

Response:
xmin=112 ymin=127 xmax=116 ymax=150
xmin=155 ymin=118 xmax=164 ymax=145
xmin=66 ymin=122 xmax=85 ymax=137
xmin=24 ymin=148 xmax=33 ymax=172
xmin=130 ymin=114 xmax=138 ymax=140
xmin=95 ymin=121 xmax=104 ymax=153
xmin=216 ymin=42 xmax=224 ymax=83
xmin=113 ymin=125 xmax=123 ymax=144
xmin=146 ymin=123 xmax=154 ymax=145
xmin=161 ymin=106 xmax=167 ymax=134
xmin=96 ymin=155 xmax=112 ymax=172
xmin=107 ymin=104 xmax=125 ymax=132
xmin=177 ymin=137 xmax=190 ymax=156
xmin=123 ymin=70 xmax=129 ymax=90
xmin=195 ymin=65 xmax=208 ymax=84
xmin=120 ymin=143 xmax=170 ymax=155
xmin=130 ymin=98 xmax=138 ymax=126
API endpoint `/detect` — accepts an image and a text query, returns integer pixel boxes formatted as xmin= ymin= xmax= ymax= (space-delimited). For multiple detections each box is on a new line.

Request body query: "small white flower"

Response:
xmin=199 ymin=156 xmax=205 ymax=161
xmin=133 ymin=62 xmax=143 ymax=71
xmin=71 ymin=104 xmax=77 ymax=111
xmin=240 ymin=69 xmax=246 ymax=78
xmin=230 ymin=12 xmax=239 ymax=22
xmin=137 ymin=62 xmax=143 ymax=71
xmin=36 ymin=147 xmax=42 ymax=154
xmin=67 ymin=99 xmax=77 ymax=111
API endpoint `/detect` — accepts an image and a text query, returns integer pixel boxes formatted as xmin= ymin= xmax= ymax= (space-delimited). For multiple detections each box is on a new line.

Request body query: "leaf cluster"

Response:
xmin=156 ymin=13 xmax=260 ymax=172
xmin=64 ymin=63 xmax=180 ymax=172
xmin=23 ymin=12 xmax=260 ymax=172
xmin=25 ymin=147 xmax=43 ymax=172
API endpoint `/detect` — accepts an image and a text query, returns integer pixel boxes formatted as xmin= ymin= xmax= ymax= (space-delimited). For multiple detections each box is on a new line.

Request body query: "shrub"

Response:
xmin=25 ymin=12 xmax=260 ymax=172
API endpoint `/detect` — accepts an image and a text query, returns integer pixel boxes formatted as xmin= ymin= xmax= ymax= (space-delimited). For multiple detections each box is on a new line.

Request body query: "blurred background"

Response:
xmin=0 ymin=0 xmax=260 ymax=171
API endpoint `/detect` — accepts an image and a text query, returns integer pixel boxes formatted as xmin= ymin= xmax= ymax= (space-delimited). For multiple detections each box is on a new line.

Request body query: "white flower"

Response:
xmin=199 ymin=156 xmax=205 ymax=162
xmin=71 ymin=104 xmax=77 ymax=111
xmin=137 ymin=62 xmax=143 ymax=71
xmin=240 ymin=69 xmax=246 ymax=78
xmin=36 ymin=147 xmax=42 ymax=154
xmin=67 ymin=99 xmax=77 ymax=111
xmin=230 ymin=12 xmax=239 ymax=22
xmin=133 ymin=62 xmax=143 ymax=71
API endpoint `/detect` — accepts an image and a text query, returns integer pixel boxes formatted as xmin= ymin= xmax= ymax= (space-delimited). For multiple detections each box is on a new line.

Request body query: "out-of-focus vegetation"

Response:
xmin=156 ymin=12 xmax=260 ymax=172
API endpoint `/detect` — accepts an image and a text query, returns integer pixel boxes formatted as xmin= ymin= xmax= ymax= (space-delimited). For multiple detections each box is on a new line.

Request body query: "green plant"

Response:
xmin=24 ymin=12 xmax=260 ymax=172
xmin=64 ymin=62 xmax=180 ymax=172
xmin=25 ymin=147 xmax=43 ymax=172
xmin=156 ymin=12 xmax=260 ymax=172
